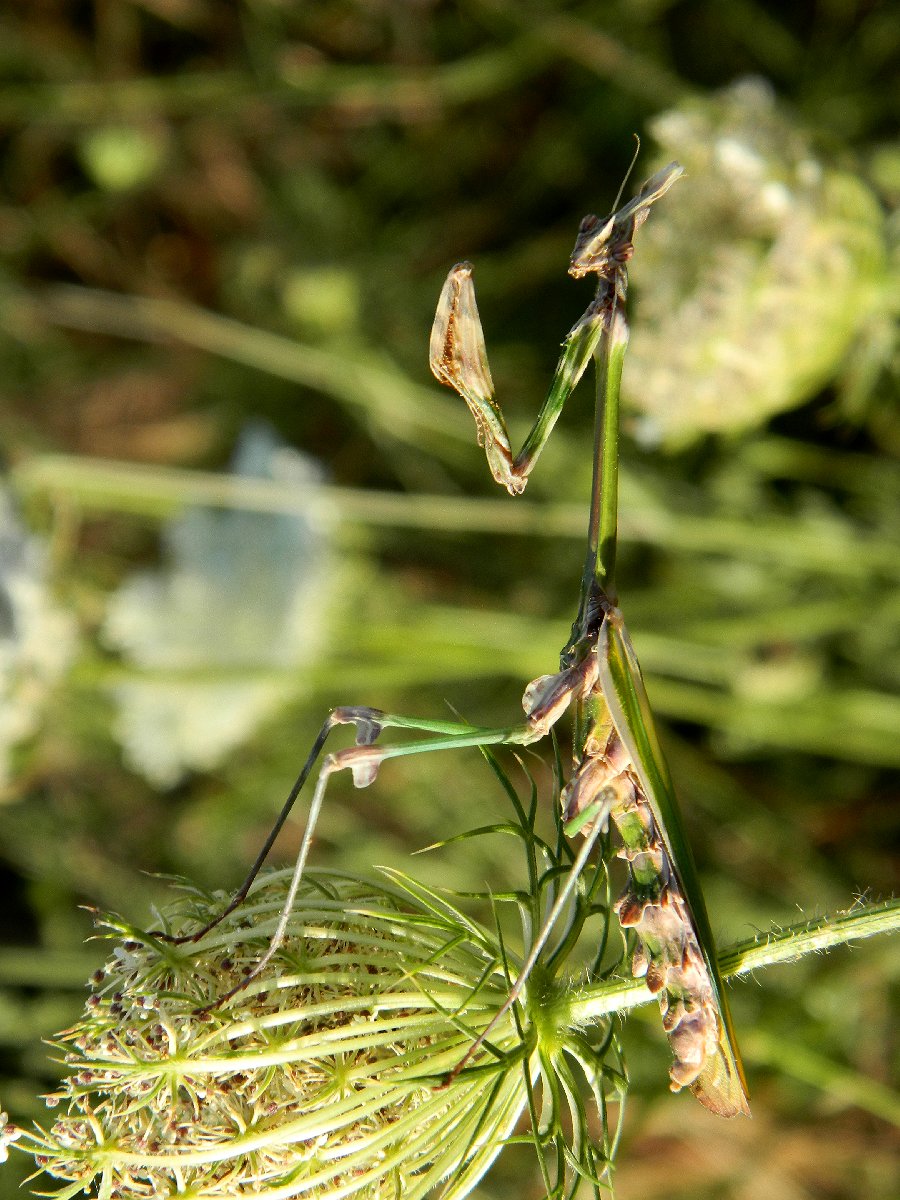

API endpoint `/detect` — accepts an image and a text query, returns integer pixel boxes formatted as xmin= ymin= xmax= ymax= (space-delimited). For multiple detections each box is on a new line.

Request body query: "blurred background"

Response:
xmin=0 ymin=2 xmax=897 ymax=1197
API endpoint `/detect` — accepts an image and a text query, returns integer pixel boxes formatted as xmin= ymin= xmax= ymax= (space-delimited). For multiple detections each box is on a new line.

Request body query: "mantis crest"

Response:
xmin=165 ymin=161 xmax=749 ymax=1119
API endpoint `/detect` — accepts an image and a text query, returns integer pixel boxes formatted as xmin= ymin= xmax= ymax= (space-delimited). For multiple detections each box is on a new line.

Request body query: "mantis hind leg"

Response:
xmin=152 ymin=706 xmax=384 ymax=947
xmin=188 ymin=710 xmax=539 ymax=1009
xmin=159 ymin=648 xmax=593 ymax=955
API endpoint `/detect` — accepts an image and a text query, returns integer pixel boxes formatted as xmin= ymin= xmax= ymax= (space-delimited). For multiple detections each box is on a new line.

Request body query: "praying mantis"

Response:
xmin=165 ymin=160 xmax=750 ymax=1119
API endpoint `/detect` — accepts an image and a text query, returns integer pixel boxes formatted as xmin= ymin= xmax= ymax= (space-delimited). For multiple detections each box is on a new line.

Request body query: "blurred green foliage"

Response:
xmin=0 ymin=2 xmax=897 ymax=1198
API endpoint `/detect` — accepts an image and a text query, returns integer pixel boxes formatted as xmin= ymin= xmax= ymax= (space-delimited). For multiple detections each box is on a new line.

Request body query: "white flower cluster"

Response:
xmin=0 ymin=491 xmax=77 ymax=790
xmin=103 ymin=425 xmax=335 ymax=786
xmin=625 ymin=79 xmax=887 ymax=444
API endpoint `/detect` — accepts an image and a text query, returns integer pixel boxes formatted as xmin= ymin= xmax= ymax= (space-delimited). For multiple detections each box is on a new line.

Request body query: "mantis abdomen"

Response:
xmin=562 ymin=716 xmax=749 ymax=1117
xmin=535 ymin=600 xmax=750 ymax=1118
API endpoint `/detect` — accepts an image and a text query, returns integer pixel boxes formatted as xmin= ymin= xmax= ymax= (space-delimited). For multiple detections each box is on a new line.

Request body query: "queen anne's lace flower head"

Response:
xmin=625 ymin=79 xmax=888 ymax=445
xmin=15 ymin=864 xmax=624 ymax=1199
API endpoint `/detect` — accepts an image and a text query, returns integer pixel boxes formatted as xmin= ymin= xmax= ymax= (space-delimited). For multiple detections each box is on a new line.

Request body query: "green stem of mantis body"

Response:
xmin=585 ymin=309 xmax=629 ymax=601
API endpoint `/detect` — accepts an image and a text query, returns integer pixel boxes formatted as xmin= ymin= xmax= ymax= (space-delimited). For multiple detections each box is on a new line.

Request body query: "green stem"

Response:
xmin=0 ymin=38 xmax=553 ymax=125
xmin=36 ymin=285 xmax=468 ymax=456
xmin=743 ymin=1030 xmax=900 ymax=1124
xmin=567 ymin=895 xmax=900 ymax=1026
xmin=14 ymin=454 xmax=900 ymax=580
xmin=585 ymin=309 xmax=629 ymax=601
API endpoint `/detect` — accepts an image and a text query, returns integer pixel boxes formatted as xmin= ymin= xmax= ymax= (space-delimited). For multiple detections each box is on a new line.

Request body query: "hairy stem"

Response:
xmin=568 ymin=895 xmax=900 ymax=1025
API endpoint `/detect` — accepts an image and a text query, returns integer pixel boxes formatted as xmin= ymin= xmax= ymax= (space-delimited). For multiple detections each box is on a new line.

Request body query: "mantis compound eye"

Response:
xmin=568 ymin=213 xmax=616 ymax=277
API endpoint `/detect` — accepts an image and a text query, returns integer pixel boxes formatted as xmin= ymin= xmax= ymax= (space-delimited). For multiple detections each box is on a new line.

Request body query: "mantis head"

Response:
xmin=569 ymin=161 xmax=684 ymax=280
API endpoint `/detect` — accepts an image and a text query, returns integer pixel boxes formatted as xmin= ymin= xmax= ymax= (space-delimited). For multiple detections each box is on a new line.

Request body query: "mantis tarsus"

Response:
xmin=165 ymin=160 xmax=750 ymax=1119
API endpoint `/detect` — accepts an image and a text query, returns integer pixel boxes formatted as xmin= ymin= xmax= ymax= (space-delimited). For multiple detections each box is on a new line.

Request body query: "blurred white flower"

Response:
xmin=0 ymin=491 xmax=77 ymax=791
xmin=626 ymin=78 xmax=888 ymax=444
xmin=103 ymin=425 xmax=334 ymax=786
